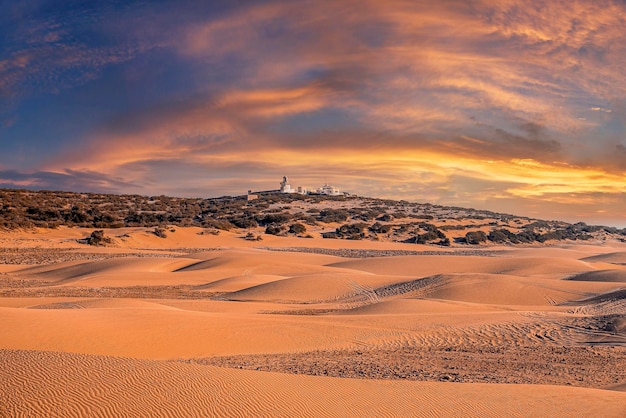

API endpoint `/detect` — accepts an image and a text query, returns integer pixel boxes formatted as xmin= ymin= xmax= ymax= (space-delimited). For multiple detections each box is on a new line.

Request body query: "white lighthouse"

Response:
xmin=280 ymin=176 xmax=293 ymax=193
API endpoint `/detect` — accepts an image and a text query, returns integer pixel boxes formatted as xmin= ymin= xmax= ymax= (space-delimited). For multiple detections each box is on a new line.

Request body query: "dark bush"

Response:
xmin=488 ymin=229 xmax=517 ymax=243
xmin=319 ymin=209 xmax=348 ymax=223
xmin=335 ymin=223 xmax=368 ymax=240
xmin=289 ymin=223 xmax=307 ymax=234
xmin=406 ymin=228 xmax=446 ymax=244
xmin=524 ymin=221 xmax=551 ymax=231
xmin=536 ymin=228 xmax=594 ymax=242
xmin=417 ymin=231 xmax=442 ymax=243
xmin=86 ymin=230 xmax=112 ymax=245
xmin=515 ymin=231 xmax=538 ymax=243
xmin=153 ymin=227 xmax=167 ymax=238
xmin=245 ymin=232 xmax=263 ymax=241
xmin=300 ymin=215 xmax=318 ymax=225
xmin=257 ymin=213 xmax=292 ymax=226
xmin=229 ymin=217 xmax=258 ymax=229
xmin=346 ymin=208 xmax=377 ymax=221
xmin=369 ymin=222 xmax=392 ymax=234
xmin=265 ymin=224 xmax=285 ymax=235
xmin=201 ymin=218 xmax=235 ymax=230
xmin=465 ymin=231 xmax=487 ymax=244
xmin=377 ymin=213 xmax=393 ymax=222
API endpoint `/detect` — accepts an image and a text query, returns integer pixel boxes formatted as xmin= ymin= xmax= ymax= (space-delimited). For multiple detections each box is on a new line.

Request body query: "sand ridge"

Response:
xmin=2 ymin=349 xmax=626 ymax=418
xmin=2 ymin=227 xmax=626 ymax=415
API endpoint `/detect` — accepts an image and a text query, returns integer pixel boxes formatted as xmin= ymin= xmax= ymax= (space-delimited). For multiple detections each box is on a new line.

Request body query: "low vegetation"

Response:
xmin=84 ymin=230 xmax=112 ymax=246
xmin=1 ymin=188 xmax=624 ymax=246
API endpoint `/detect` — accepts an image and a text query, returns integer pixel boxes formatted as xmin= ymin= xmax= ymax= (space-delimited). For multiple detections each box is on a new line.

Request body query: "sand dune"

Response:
xmin=330 ymin=255 xmax=596 ymax=278
xmin=581 ymin=251 xmax=626 ymax=264
xmin=13 ymin=257 xmax=198 ymax=286
xmin=338 ymin=298 xmax=495 ymax=315
xmin=224 ymin=274 xmax=359 ymax=303
xmin=2 ymin=349 xmax=625 ymax=418
xmin=0 ymin=303 xmax=372 ymax=358
xmin=193 ymin=274 xmax=290 ymax=292
xmin=222 ymin=272 xmax=406 ymax=304
xmin=406 ymin=273 xmax=624 ymax=306
xmin=27 ymin=297 xmax=181 ymax=310
xmin=2 ymin=227 xmax=626 ymax=416
xmin=568 ymin=270 xmax=626 ymax=282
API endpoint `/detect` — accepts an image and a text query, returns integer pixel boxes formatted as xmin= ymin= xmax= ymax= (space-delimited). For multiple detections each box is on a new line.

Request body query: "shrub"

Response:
xmin=86 ymin=230 xmax=112 ymax=246
xmin=202 ymin=218 xmax=234 ymax=230
xmin=289 ymin=223 xmax=307 ymax=234
xmin=265 ymin=224 xmax=285 ymax=235
xmin=417 ymin=231 xmax=442 ymax=243
xmin=244 ymin=232 xmax=262 ymax=241
xmin=319 ymin=209 xmax=348 ymax=223
xmin=488 ymin=229 xmax=517 ymax=243
xmin=405 ymin=229 xmax=447 ymax=245
xmin=377 ymin=213 xmax=393 ymax=222
xmin=153 ymin=227 xmax=167 ymax=238
xmin=515 ymin=231 xmax=538 ymax=243
xmin=465 ymin=231 xmax=487 ymax=244
xmin=369 ymin=222 xmax=392 ymax=234
xmin=438 ymin=237 xmax=451 ymax=246
xmin=335 ymin=223 xmax=368 ymax=240
xmin=229 ymin=217 xmax=258 ymax=229
xmin=257 ymin=213 xmax=292 ymax=226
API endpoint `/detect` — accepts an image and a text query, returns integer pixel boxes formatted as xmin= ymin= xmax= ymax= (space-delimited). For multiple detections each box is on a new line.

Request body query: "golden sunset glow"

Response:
xmin=2 ymin=0 xmax=626 ymax=225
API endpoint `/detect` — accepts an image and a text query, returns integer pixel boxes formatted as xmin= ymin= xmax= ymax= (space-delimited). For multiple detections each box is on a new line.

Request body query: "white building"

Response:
xmin=274 ymin=176 xmax=342 ymax=196
xmin=246 ymin=190 xmax=258 ymax=201
xmin=318 ymin=183 xmax=341 ymax=196
xmin=279 ymin=176 xmax=309 ymax=194
xmin=280 ymin=176 xmax=294 ymax=193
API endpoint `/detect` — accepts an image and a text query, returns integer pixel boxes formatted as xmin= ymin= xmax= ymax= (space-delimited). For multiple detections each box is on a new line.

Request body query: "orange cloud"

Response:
xmin=175 ymin=0 xmax=626 ymax=144
xmin=28 ymin=0 xmax=626 ymax=226
xmin=217 ymin=85 xmax=333 ymax=118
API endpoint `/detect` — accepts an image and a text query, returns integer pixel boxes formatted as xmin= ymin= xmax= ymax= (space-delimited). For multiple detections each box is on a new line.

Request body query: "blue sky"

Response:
xmin=1 ymin=0 xmax=626 ymax=226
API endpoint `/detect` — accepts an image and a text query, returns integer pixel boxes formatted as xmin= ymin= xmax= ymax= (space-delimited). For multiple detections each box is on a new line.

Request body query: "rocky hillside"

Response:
xmin=1 ymin=188 xmax=624 ymax=246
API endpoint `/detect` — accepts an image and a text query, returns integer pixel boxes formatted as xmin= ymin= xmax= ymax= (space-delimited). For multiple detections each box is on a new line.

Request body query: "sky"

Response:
xmin=1 ymin=0 xmax=625 ymax=226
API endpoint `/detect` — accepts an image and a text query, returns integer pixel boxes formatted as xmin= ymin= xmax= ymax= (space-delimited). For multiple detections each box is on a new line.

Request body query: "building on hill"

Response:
xmin=246 ymin=190 xmax=258 ymax=201
xmin=248 ymin=176 xmax=342 ymax=197
xmin=318 ymin=182 xmax=341 ymax=196
xmin=280 ymin=176 xmax=308 ymax=194
xmin=280 ymin=176 xmax=294 ymax=193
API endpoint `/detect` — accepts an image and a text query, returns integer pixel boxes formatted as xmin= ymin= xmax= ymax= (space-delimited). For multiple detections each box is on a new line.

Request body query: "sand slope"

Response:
xmin=2 ymin=349 xmax=625 ymax=418
xmin=2 ymin=228 xmax=626 ymax=416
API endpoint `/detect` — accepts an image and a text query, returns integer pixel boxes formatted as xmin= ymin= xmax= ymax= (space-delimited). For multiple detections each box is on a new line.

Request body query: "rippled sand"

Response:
xmin=1 ymin=227 xmax=625 ymax=416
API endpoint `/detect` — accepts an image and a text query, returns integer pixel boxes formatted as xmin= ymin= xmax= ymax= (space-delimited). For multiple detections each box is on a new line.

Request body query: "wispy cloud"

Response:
xmin=175 ymin=0 xmax=626 ymax=145
xmin=0 ymin=2 xmax=167 ymax=102
xmin=0 ymin=169 xmax=137 ymax=193
xmin=2 ymin=0 xmax=626 ymax=225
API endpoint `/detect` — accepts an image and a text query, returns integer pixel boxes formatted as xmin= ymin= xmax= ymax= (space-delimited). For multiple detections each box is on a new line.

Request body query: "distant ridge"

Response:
xmin=0 ymin=188 xmax=624 ymax=246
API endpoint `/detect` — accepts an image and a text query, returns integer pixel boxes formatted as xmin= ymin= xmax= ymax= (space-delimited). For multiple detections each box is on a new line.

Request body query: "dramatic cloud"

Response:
xmin=1 ymin=0 xmax=625 ymax=225
xmin=0 ymin=3 xmax=162 ymax=100
xmin=0 ymin=169 xmax=137 ymax=193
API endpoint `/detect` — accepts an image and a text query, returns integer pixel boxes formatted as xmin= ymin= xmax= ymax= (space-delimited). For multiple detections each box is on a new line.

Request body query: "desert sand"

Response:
xmin=1 ymin=226 xmax=626 ymax=417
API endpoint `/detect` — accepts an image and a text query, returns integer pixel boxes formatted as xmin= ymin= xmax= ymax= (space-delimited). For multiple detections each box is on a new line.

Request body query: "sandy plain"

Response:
xmin=1 ymin=226 xmax=626 ymax=417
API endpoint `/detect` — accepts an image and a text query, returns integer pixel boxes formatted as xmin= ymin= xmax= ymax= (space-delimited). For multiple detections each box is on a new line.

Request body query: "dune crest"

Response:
xmin=2 ymin=224 xmax=626 ymax=416
xmin=2 ymin=349 xmax=626 ymax=418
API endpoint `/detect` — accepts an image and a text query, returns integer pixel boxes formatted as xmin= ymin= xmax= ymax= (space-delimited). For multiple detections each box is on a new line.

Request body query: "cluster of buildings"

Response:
xmin=247 ymin=176 xmax=344 ymax=201
xmin=279 ymin=176 xmax=342 ymax=196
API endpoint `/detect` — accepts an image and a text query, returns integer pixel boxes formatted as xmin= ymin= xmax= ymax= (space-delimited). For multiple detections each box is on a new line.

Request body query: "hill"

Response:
xmin=2 ymin=188 xmax=626 ymax=416
xmin=1 ymin=188 xmax=625 ymax=246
